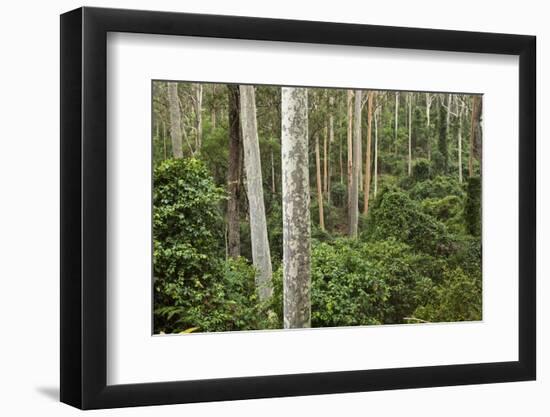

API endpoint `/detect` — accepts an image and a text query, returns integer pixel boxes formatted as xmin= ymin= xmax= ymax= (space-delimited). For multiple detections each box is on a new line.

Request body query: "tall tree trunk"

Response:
xmin=211 ymin=84 xmax=217 ymax=129
xmin=323 ymin=124 xmax=328 ymax=195
xmin=328 ymin=97 xmax=335 ymax=194
xmin=227 ymin=85 xmax=242 ymax=258
xmin=349 ymin=90 xmax=362 ymax=238
xmin=446 ymin=93 xmax=452 ymax=135
xmin=347 ymin=90 xmax=354 ymax=214
xmin=339 ymin=119 xmax=344 ymax=185
xmin=408 ymin=92 xmax=412 ymax=176
xmin=195 ymin=84 xmax=203 ymax=151
xmin=281 ymin=87 xmax=311 ymax=329
xmin=271 ymin=147 xmax=276 ymax=194
xmin=469 ymin=95 xmax=483 ymax=177
xmin=438 ymin=97 xmax=448 ymax=173
xmin=167 ymin=82 xmax=183 ymax=159
xmin=363 ymin=91 xmax=374 ymax=215
xmin=426 ymin=93 xmax=432 ymax=160
xmin=394 ymin=91 xmax=399 ymax=154
xmin=445 ymin=93 xmax=452 ymax=172
xmin=374 ymin=106 xmax=379 ymax=197
xmin=458 ymin=100 xmax=464 ymax=183
xmin=358 ymin=112 xmax=363 ymax=192
xmin=315 ymin=134 xmax=325 ymax=231
xmin=239 ymin=85 xmax=272 ymax=300
xmin=162 ymin=120 xmax=167 ymax=160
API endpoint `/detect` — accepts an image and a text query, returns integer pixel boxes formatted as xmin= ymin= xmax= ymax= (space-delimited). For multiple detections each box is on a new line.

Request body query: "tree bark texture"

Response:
xmin=408 ymin=92 xmax=412 ymax=176
xmin=394 ymin=91 xmax=399 ymax=154
xmin=469 ymin=95 xmax=483 ymax=177
xmin=347 ymin=90 xmax=354 ymax=216
xmin=167 ymin=82 xmax=184 ymax=159
xmin=374 ymin=106 xmax=379 ymax=197
xmin=349 ymin=90 xmax=362 ymax=238
xmin=426 ymin=93 xmax=432 ymax=160
xmin=195 ymin=84 xmax=203 ymax=151
xmin=364 ymin=91 xmax=374 ymax=215
xmin=315 ymin=134 xmax=325 ymax=231
xmin=281 ymin=87 xmax=311 ymax=329
xmin=227 ymin=85 xmax=242 ymax=258
xmin=458 ymin=100 xmax=464 ymax=184
xmin=239 ymin=85 xmax=273 ymax=301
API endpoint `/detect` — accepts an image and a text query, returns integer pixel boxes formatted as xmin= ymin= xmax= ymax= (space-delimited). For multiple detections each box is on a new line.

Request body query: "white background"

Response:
xmin=0 ymin=0 xmax=546 ymax=415
xmin=108 ymin=33 xmax=518 ymax=384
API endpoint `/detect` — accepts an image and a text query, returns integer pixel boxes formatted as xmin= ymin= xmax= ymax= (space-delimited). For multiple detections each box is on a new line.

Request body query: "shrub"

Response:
xmin=155 ymin=257 xmax=275 ymax=333
xmin=359 ymin=239 xmax=438 ymax=323
xmin=412 ymin=158 xmax=432 ymax=181
xmin=409 ymin=175 xmax=465 ymax=201
xmin=309 ymin=239 xmax=390 ymax=327
xmin=421 ymin=195 xmax=464 ymax=233
xmin=153 ymin=158 xmax=272 ymax=333
xmin=270 ymin=238 xmax=441 ymax=327
xmin=413 ymin=267 xmax=482 ymax=322
xmin=365 ymin=189 xmax=454 ymax=256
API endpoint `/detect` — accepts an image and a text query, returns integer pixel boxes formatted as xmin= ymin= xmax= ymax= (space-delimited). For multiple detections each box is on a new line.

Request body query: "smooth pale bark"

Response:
xmin=195 ymin=84 xmax=203 ymax=151
xmin=327 ymin=129 xmax=332 ymax=205
xmin=426 ymin=93 xmax=432 ymax=160
xmin=167 ymin=82 xmax=184 ymax=159
xmin=315 ymin=134 xmax=325 ymax=231
xmin=438 ymin=98 xmax=448 ymax=173
xmin=374 ymin=106 xmax=379 ymax=197
xmin=211 ymin=85 xmax=217 ymax=129
xmin=162 ymin=120 xmax=167 ymax=160
xmin=347 ymin=90 xmax=354 ymax=213
xmin=349 ymin=90 xmax=362 ymax=238
xmin=281 ymin=87 xmax=311 ymax=329
xmin=363 ymin=91 xmax=374 ymax=215
xmin=239 ymin=85 xmax=273 ymax=301
xmin=469 ymin=95 xmax=483 ymax=177
xmin=394 ymin=91 xmax=399 ymax=154
xmin=227 ymin=85 xmax=242 ymax=258
xmin=408 ymin=92 xmax=412 ymax=176
xmin=328 ymin=98 xmax=334 ymax=203
xmin=339 ymin=119 xmax=344 ymax=185
xmin=358 ymin=108 xmax=363 ymax=192
xmin=446 ymin=94 xmax=452 ymax=134
xmin=323 ymin=124 xmax=328 ymax=195
xmin=458 ymin=100 xmax=464 ymax=183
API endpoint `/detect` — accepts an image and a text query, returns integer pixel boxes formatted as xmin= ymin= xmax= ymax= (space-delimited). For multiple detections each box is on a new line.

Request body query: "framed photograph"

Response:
xmin=60 ymin=6 xmax=536 ymax=409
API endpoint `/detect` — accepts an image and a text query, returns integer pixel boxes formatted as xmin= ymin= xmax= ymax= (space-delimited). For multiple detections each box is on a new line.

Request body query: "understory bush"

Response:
xmin=153 ymin=158 xmax=272 ymax=333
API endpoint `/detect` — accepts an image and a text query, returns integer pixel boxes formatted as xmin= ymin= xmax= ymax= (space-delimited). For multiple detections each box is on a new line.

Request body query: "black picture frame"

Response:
xmin=60 ymin=6 xmax=536 ymax=410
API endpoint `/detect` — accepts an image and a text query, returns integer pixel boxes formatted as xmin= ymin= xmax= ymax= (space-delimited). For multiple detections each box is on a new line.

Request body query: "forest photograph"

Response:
xmin=152 ymin=81 xmax=483 ymax=334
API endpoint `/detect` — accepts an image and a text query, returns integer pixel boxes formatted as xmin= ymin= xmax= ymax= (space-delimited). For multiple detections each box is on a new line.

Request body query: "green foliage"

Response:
xmin=412 ymin=158 xmax=432 ymax=181
xmin=309 ymin=239 xmax=389 ymax=327
xmin=365 ymin=189 xmax=454 ymax=256
xmin=153 ymin=157 xmax=225 ymax=260
xmin=330 ymin=182 xmax=347 ymax=208
xmin=378 ymin=153 xmax=406 ymax=177
xmin=408 ymin=175 xmax=465 ymax=201
xmin=270 ymin=238 xmax=445 ymax=326
xmin=464 ymin=176 xmax=481 ymax=236
xmin=413 ymin=268 xmax=482 ymax=322
xmin=153 ymin=158 xmax=273 ymax=332
xmin=421 ymin=195 xmax=464 ymax=233
xmin=155 ymin=257 xmax=275 ymax=333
